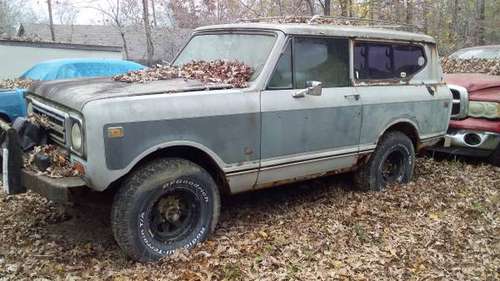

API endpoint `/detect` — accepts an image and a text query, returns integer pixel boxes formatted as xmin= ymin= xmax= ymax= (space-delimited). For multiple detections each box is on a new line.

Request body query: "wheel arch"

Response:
xmin=378 ymin=119 xmax=420 ymax=150
xmin=0 ymin=112 xmax=11 ymax=122
xmin=107 ymin=143 xmax=231 ymax=196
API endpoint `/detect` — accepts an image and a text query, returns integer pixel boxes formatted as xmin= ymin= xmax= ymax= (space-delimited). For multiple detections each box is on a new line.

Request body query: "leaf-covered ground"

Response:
xmin=0 ymin=158 xmax=498 ymax=280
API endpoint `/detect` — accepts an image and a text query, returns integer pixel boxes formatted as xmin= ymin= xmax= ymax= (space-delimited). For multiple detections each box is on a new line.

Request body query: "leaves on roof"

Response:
xmin=442 ymin=57 xmax=500 ymax=75
xmin=113 ymin=60 xmax=254 ymax=88
xmin=242 ymin=15 xmax=366 ymax=25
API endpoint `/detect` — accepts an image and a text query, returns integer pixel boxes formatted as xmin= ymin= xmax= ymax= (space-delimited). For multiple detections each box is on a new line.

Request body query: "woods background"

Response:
xmin=1 ymin=0 xmax=499 ymax=61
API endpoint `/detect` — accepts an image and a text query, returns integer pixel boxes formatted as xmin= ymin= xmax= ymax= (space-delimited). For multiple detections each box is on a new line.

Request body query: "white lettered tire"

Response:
xmin=111 ymin=158 xmax=220 ymax=262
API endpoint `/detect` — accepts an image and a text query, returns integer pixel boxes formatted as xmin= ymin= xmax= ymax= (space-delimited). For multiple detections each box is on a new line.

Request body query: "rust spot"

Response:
xmin=244 ymin=147 xmax=253 ymax=155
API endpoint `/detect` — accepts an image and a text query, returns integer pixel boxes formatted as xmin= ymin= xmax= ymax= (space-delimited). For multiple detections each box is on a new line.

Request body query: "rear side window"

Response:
xmin=354 ymin=42 xmax=426 ymax=80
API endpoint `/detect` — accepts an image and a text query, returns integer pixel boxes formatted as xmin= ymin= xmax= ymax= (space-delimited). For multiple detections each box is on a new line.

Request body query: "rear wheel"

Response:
xmin=354 ymin=131 xmax=415 ymax=191
xmin=111 ymin=158 xmax=220 ymax=262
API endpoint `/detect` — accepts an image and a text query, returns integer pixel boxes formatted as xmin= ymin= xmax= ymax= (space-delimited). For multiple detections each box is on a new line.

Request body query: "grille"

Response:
xmin=450 ymin=88 xmax=461 ymax=116
xmin=32 ymin=104 xmax=66 ymax=146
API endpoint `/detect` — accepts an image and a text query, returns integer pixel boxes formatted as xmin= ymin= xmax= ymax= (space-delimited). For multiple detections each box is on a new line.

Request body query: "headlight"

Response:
xmin=468 ymin=101 xmax=500 ymax=119
xmin=26 ymin=102 xmax=34 ymax=115
xmin=71 ymin=122 xmax=83 ymax=152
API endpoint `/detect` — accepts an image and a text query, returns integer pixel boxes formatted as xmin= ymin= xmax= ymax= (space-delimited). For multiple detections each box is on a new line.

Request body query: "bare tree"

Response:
xmin=54 ymin=0 xmax=80 ymax=25
xmin=87 ymin=0 xmax=131 ymax=59
xmin=47 ymin=0 xmax=55 ymax=41
xmin=0 ymin=0 xmax=38 ymax=36
xmin=476 ymin=0 xmax=486 ymax=45
xmin=142 ymin=0 xmax=154 ymax=66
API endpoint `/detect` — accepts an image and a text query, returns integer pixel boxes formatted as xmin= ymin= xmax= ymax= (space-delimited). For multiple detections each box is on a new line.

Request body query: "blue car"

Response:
xmin=0 ymin=59 xmax=144 ymax=122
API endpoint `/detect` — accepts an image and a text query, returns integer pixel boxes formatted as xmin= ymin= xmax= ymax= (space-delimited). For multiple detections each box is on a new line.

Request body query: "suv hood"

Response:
xmin=445 ymin=73 xmax=500 ymax=102
xmin=29 ymin=77 xmax=233 ymax=111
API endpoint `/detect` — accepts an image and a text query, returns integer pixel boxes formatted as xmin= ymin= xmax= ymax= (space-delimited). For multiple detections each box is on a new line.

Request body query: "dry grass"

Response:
xmin=0 ymin=157 xmax=498 ymax=280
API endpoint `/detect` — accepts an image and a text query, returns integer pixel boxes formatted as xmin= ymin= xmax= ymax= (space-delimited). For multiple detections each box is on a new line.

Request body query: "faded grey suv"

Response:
xmin=1 ymin=22 xmax=451 ymax=262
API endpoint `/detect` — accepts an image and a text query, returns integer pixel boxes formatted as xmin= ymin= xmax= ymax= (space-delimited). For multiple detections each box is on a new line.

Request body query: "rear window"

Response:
xmin=354 ymin=42 xmax=426 ymax=80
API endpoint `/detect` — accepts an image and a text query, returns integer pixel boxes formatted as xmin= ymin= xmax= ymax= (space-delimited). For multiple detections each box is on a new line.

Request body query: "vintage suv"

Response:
xmin=1 ymin=22 xmax=451 ymax=262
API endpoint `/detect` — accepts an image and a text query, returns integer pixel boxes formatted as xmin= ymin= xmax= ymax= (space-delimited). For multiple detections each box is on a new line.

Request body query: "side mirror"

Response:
xmin=292 ymin=81 xmax=322 ymax=98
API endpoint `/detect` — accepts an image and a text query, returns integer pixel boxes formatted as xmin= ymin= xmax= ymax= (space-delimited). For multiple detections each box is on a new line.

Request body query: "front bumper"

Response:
xmin=1 ymin=119 xmax=86 ymax=202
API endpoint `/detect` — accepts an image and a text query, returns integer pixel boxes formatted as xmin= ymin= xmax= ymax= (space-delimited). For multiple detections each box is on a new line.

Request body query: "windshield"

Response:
xmin=173 ymin=33 xmax=277 ymax=80
xmin=450 ymin=47 xmax=500 ymax=59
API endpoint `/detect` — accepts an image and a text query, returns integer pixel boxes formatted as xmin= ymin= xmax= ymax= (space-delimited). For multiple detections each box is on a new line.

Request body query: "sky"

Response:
xmin=28 ymin=0 xmax=111 ymax=25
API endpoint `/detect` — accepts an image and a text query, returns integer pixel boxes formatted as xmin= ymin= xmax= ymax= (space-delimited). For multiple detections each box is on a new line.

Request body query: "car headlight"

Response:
xmin=468 ymin=101 xmax=500 ymax=119
xmin=26 ymin=101 xmax=34 ymax=116
xmin=71 ymin=121 xmax=83 ymax=152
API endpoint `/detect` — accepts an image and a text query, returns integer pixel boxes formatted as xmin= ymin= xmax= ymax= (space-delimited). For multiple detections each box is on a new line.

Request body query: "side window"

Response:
xmin=294 ymin=37 xmax=350 ymax=88
xmin=393 ymin=45 xmax=426 ymax=77
xmin=267 ymin=41 xmax=292 ymax=89
xmin=354 ymin=42 xmax=426 ymax=80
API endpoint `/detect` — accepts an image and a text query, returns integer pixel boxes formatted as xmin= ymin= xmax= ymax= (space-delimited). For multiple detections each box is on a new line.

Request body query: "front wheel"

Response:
xmin=354 ymin=131 xmax=415 ymax=191
xmin=111 ymin=158 xmax=220 ymax=262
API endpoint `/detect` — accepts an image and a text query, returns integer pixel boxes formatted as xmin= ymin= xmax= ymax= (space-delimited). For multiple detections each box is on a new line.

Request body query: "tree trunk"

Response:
xmin=47 ymin=0 xmax=55 ymax=41
xmin=339 ymin=0 xmax=347 ymax=17
xmin=369 ymin=0 xmax=375 ymax=21
xmin=405 ymin=0 xmax=413 ymax=25
xmin=142 ymin=0 xmax=154 ymax=66
xmin=305 ymin=0 xmax=315 ymax=15
xmin=348 ymin=0 xmax=353 ymax=17
xmin=120 ymin=30 xmax=130 ymax=59
xmin=324 ymin=0 xmax=331 ymax=16
xmin=423 ymin=0 xmax=429 ymax=34
xmin=476 ymin=0 xmax=485 ymax=45
xmin=151 ymin=0 xmax=157 ymax=27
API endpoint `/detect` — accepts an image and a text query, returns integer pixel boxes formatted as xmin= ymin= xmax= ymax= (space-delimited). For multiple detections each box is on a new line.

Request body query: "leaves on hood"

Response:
xmin=0 ymin=78 xmax=34 ymax=90
xmin=113 ymin=60 xmax=254 ymax=88
xmin=442 ymin=57 xmax=500 ymax=75
xmin=24 ymin=145 xmax=83 ymax=178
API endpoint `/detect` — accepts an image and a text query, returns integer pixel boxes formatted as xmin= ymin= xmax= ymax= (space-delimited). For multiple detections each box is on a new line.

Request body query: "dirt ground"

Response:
xmin=0 ymin=157 xmax=498 ymax=281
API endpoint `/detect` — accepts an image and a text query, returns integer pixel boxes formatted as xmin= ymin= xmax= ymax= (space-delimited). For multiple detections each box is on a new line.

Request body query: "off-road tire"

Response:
xmin=111 ymin=158 xmax=220 ymax=262
xmin=488 ymin=145 xmax=500 ymax=167
xmin=354 ymin=131 xmax=415 ymax=191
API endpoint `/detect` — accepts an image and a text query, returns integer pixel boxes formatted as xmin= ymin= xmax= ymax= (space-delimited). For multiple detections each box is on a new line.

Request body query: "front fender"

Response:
xmin=0 ymin=89 xmax=27 ymax=120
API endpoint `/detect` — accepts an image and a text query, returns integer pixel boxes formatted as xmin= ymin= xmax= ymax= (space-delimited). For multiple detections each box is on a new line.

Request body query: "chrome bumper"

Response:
xmin=444 ymin=130 xmax=500 ymax=151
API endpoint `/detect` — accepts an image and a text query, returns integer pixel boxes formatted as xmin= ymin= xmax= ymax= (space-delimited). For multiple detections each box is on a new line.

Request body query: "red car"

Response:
xmin=440 ymin=45 xmax=500 ymax=166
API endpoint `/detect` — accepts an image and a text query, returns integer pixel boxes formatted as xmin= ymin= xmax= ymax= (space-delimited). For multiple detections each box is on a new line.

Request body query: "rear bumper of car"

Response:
xmin=1 ymin=119 xmax=86 ymax=202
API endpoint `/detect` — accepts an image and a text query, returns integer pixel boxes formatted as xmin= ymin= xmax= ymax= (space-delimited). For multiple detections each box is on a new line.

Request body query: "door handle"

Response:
xmin=344 ymin=94 xmax=360 ymax=101
xmin=425 ymin=84 xmax=436 ymax=96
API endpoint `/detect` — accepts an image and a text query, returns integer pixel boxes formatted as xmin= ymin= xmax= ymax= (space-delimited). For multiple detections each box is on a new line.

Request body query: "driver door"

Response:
xmin=258 ymin=36 xmax=362 ymax=187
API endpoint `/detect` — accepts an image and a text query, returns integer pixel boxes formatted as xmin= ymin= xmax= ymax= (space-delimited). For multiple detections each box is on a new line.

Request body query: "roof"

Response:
xmin=16 ymin=23 xmax=192 ymax=63
xmin=196 ymin=23 xmax=435 ymax=43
